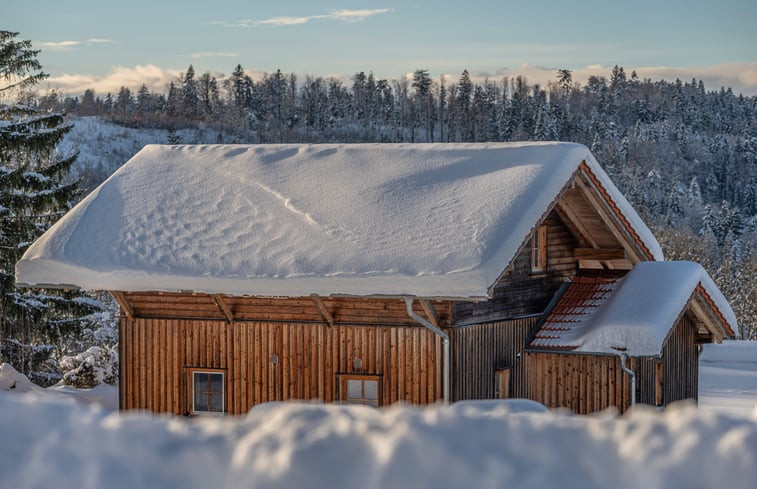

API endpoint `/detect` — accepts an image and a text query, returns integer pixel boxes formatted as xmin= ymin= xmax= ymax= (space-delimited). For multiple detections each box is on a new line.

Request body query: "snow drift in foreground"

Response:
xmin=1 ymin=393 xmax=755 ymax=489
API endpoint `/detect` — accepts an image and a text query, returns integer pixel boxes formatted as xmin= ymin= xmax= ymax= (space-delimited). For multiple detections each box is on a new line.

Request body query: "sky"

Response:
xmin=5 ymin=0 xmax=757 ymax=95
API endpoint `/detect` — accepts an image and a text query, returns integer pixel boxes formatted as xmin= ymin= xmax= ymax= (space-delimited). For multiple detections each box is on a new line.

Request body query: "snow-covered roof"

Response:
xmin=530 ymin=262 xmax=738 ymax=355
xmin=15 ymin=142 xmax=662 ymax=298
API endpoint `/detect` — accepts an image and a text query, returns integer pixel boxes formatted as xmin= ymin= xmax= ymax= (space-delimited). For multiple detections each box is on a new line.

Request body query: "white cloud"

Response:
xmin=212 ymin=8 xmax=392 ymax=28
xmin=328 ymin=9 xmax=392 ymax=23
xmin=44 ymin=65 xmax=182 ymax=96
xmin=187 ymin=52 xmax=239 ymax=59
xmin=86 ymin=38 xmax=113 ymax=44
xmin=256 ymin=16 xmax=319 ymax=26
xmin=40 ymin=40 xmax=81 ymax=49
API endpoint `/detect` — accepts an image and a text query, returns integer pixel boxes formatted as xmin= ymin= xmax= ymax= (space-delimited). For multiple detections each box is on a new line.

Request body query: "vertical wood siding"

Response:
xmin=120 ymin=318 xmax=441 ymax=414
xmin=523 ymin=352 xmax=635 ymax=414
xmin=448 ymin=317 xmax=539 ymax=401
xmin=662 ymin=315 xmax=699 ymax=404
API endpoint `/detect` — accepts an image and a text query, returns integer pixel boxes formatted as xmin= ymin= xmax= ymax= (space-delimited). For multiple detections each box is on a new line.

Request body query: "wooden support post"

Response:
xmin=111 ymin=291 xmax=134 ymax=321
xmin=419 ymin=299 xmax=440 ymax=328
xmin=311 ymin=294 xmax=334 ymax=327
xmin=212 ymin=294 xmax=234 ymax=323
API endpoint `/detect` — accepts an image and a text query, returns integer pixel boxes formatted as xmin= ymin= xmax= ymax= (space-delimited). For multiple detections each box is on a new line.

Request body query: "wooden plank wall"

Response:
xmin=523 ymin=352 xmax=634 ymax=414
xmin=454 ymin=211 xmax=577 ymax=325
xmin=662 ymin=315 xmax=698 ymax=404
xmin=448 ymin=317 xmax=539 ymax=401
xmin=120 ymin=318 xmax=441 ymax=414
xmin=635 ymin=357 xmax=657 ymax=406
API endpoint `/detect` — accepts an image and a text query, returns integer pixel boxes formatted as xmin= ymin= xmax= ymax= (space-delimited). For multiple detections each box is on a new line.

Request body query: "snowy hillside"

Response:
xmin=1 ymin=341 xmax=756 ymax=489
xmin=61 ymin=117 xmax=240 ymax=191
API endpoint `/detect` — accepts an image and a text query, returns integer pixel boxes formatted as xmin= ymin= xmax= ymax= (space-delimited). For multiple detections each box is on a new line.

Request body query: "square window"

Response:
xmin=191 ymin=370 xmax=225 ymax=415
xmin=341 ymin=375 xmax=381 ymax=407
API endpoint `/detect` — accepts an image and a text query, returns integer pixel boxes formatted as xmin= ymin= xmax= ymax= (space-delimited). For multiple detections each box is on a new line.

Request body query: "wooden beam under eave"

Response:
xmin=211 ymin=294 xmax=234 ymax=323
xmin=310 ymin=294 xmax=335 ymax=327
xmin=419 ymin=299 xmax=441 ymax=328
xmin=573 ymin=176 xmax=644 ymax=263
xmin=556 ymin=201 xmax=600 ymax=249
xmin=574 ymin=248 xmax=626 ymax=260
xmin=111 ymin=291 xmax=134 ymax=321
xmin=690 ymin=298 xmax=725 ymax=343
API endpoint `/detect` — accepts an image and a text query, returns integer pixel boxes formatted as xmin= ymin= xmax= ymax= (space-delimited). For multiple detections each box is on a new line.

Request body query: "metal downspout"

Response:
xmin=619 ymin=354 xmax=636 ymax=408
xmin=404 ymin=297 xmax=450 ymax=404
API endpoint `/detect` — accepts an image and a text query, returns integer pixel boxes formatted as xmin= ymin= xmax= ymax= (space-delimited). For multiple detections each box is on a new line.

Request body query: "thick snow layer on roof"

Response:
xmin=2 ymin=392 xmax=757 ymax=489
xmin=567 ymin=261 xmax=738 ymax=355
xmin=16 ymin=142 xmax=662 ymax=298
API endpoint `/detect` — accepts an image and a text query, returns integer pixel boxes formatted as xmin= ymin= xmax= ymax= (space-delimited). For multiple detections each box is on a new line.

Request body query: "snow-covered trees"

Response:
xmin=0 ymin=31 xmax=106 ymax=385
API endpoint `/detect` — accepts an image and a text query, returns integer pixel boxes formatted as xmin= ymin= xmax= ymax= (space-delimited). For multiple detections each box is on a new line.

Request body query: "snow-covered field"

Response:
xmin=1 ymin=341 xmax=755 ymax=489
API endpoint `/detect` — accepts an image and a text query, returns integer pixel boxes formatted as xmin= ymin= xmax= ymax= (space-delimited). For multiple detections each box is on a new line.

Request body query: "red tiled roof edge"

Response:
xmin=695 ymin=283 xmax=736 ymax=337
xmin=578 ymin=161 xmax=656 ymax=261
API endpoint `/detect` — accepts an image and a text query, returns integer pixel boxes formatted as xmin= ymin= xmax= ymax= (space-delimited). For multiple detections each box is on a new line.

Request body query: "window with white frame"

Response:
xmin=190 ymin=370 xmax=225 ymax=415
xmin=340 ymin=375 xmax=380 ymax=407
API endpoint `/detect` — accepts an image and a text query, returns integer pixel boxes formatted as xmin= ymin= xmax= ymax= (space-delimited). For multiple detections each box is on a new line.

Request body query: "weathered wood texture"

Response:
xmin=448 ymin=317 xmax=539 ymax=401
xmin=120 ymin=318 xmax=442 ymax=414
xmin=121 ymin=293 xmax=453 ymax=327
xmin=523 ymin=314 xmax=700 ymax=414
xmin=454 ymin=211 xmax=577 ymax=325
xmin=662 ymin=314 xmax=699 ymax=404
xmin=523 ymin=352 xmax=635 ymax=414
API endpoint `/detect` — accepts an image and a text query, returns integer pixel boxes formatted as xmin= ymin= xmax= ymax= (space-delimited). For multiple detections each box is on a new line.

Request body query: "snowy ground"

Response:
xmin=1 ymin=341 xmax=755 ymax=489
xmin=699 ymin=340 xmax=757 ymax=417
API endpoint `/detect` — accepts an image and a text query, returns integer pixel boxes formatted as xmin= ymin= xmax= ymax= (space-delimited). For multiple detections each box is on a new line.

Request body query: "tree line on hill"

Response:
xmin=2 ymin=31 xmax=756 ymax=386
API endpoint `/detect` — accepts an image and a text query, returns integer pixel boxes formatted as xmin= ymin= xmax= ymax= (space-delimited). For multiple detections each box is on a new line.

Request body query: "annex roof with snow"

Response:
xmin=529 ymin=261 xmax=738 ymax=355
xmin=16 ymin=142 xmax=662 ymax=298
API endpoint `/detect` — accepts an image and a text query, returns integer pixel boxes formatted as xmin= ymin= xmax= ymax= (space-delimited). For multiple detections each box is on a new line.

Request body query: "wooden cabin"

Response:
xmin=15 ymin=143 xmax=737 ymax=415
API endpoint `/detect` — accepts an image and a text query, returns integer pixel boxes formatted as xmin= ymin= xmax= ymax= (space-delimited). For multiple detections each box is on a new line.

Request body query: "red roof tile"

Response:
xmin=529 ymin=276 xmax=620 ymax=350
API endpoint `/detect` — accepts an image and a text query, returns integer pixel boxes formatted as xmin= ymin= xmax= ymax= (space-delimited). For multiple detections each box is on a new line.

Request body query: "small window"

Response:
xmin=340 ymin=375 xmax=381 ymax=407
xmin=531 ymin=224 xmax=548 ymax=272
xmin=190 ymin=370 xmax=225 ymax=415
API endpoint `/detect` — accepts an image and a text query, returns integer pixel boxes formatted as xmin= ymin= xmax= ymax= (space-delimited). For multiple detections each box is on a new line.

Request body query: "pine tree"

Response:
xmin=181 ymin=65 xmax=198 ymax=118
xmin=0 ymin=31 xmax=102 ymax=384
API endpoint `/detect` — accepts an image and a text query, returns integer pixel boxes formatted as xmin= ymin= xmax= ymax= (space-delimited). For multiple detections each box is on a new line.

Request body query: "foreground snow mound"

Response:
xmin=1 ymin=394 xmax=755 ymax=489
xmin=0 ymin=363 xmax=44 ymax=393
xmin=0 ymin=362 xmax=118 ymax=410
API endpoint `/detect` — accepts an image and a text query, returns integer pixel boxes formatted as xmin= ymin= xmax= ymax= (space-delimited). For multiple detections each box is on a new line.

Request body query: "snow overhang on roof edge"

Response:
xmin=15 ymin=142 xmax=665 ymax=299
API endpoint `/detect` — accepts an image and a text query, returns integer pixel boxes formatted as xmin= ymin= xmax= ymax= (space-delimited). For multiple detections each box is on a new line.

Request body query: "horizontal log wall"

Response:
xmin=122 ymin=293 xmax=453 ymax=326
xmin=523 ymin=352 xmax=635 ymax=414
xmin=454 ymin=211 xmax=577 ymax=325
xmin=448 ymin=316 xmax=539 ymax=401
xmin=119 ymin=318 xmax=441 ymax=414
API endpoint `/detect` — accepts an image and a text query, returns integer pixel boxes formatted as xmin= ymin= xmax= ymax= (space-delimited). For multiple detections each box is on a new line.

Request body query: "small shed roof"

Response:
xmin=16 ymin=142 xmax=662 ymax=298
xmin=529 ymin=261 xmax=738 ymax=355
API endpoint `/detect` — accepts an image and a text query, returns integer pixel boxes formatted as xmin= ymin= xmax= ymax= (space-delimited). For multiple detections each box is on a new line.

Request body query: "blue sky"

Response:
xmin=6 ymin=0 xmax=757 ymax=94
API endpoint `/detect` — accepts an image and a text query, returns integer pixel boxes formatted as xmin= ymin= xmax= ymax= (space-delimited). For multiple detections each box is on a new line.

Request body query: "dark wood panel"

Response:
xmin=449 ymin=317 xmax=539 ymax=401
xmin=454 ymin=212 xmax=578 ymax=325
xmin=663 ymin=314 xmax=698 ymax=404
